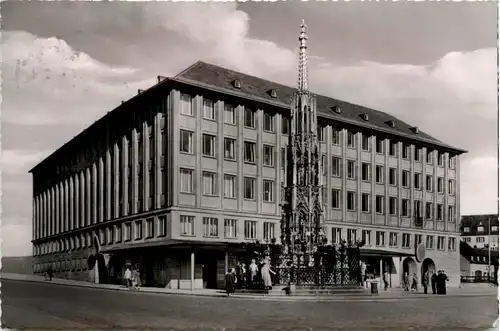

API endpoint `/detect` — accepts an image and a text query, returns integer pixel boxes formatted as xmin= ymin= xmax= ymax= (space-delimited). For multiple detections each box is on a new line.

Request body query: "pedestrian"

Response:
xmin=431 ymin=271 xmax=437 ymax=294
xmin=249 ymin=259 xmax=258 ymax=286
xmin=411 ymin=273 xmax=418 ymax=292
xmin=225 ymin=268 xmax=236 ymax=296
xmin=133 ymin=266 xmax=141 ymax=290
xmin=360 ymin=261 xmax=367 ymax=287
xmin=422 ymin=271 xmax=429 ymax=294
xmin=47 ymin=266 xmax=54 ymax=281
xmin=124 ymin=265 xmax=132 ymax=288
xmin=383 ymin=271 xmax=389 ymax=291
xmin=403 ymin=272 xmax=409 ymax=291
xmin=261 ymin=259 xmax=276 ymax=290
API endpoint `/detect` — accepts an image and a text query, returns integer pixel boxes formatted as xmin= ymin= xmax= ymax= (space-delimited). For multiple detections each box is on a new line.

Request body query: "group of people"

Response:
xmin=225 ymin=258 xmax=276 ymax=296
xmin=404 ymin=270 xmax=449 ymax=294
xmin=123 ymin=264 xmax=142 ymax=290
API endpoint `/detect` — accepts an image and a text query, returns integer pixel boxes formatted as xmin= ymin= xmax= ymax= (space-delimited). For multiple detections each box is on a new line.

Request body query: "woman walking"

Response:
xmin=225 ymin=268 xmax=236 ymax=296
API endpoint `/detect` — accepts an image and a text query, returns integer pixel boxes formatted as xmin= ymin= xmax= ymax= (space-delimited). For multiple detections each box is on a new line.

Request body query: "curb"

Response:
xmin=2 ymin=276 xmax=496 ymax=302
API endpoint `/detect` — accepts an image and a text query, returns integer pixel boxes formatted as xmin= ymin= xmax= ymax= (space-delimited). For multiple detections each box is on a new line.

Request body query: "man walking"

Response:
xmin=423 ymin=271 xmax=429 ymax=294
xmin=124 ymin=265 xmax=132 ymax=288
xmin=431 ymin=271 xmax=437 ymax=294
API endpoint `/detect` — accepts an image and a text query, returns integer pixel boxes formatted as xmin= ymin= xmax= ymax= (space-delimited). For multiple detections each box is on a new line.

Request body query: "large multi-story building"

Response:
xmin=460 ymin=214 xmax=499 ymax=250
xmin=31 ymin=34 xmax=466 ymax=289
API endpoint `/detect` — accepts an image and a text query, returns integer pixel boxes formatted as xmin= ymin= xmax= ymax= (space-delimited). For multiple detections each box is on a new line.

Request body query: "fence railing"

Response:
xmin=460 ymin=275 xmax=498 ymax=286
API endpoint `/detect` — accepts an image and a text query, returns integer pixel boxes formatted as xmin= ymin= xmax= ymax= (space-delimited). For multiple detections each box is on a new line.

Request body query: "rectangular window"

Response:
xmin=389 ymin=168 xmax=397 ymax=185
xmin=145 ymin=219 xmax=153 ymax=239
xmin=202 ymin=172 xmax=217 ymax=196
xmin=263 ymin=145 xmax=275 ymax=167
xmin=331 ymin=157 xmax=341 ymax=177
xmin=203 ymin=99 xmax=215 ymax=120
xmin=402 ymin=144 xmax=409 ymax=159
xmin=244 ymin=220 xmax=257 ymax=239
xmin=437 ymin=236 xmax=445 ymax=250
xmin=224 ymin=104 xmax=235 ymax=124
xmin=447 ymin=237 xmax=456 ymax=251
xmin=263 ymin=180 xmax=274 ymax=202
xmin=332 ymin=128 xmax=340 ymax=145
xmin=180 ymin=215 xmax=195 ymax=236
xmin=180 ymin=168 xmax=193 ymax=193
xmin=402 ymin=199 xmax=409 ymax=217
xmin=244 ymin=141 xmax=256 ymax=163
xmin=427 ymin=150 xmax=433 ymax=164
xmin=331 ymin=189 xmax=341 ymax=209
xmin=448 ymin=180 xmax=455 ymax=195
xmin=389 ymin=232 xmax=398 ymax=247
xmin=180 ymin=94 xmax=193 ymax=116
xmin=224 ymin=219 xmax=237 ymax=238
xmin=347 ymin=131 xmax=356 ymax=148
xmin=361 ymin=134 xmax=370 ymax=151
xmin=389 ymin=141 xmax=397 ymax=156
xmin=224 ymin=138 xmax=236 ymax=160
xmin=362 ymin=163 xmax=371 ymax=181
xmin=402 ymin=233 xmax=411 ymax=248
xmin=244 ymin=177 xmax=256 ymax=200
xmin=282 ymin=147 xmax=287 ymax=169
xmin=402 ymin=170 xmax=410 ymax=188
xmin=426 ymin=235 xmax=434 ymax=249
xmin=244 ymin=108 xmax=255 ymax=128
xmin=321 ymin=155 xmax=327 ymax=175
xmin=361 ymin=193 xmax=370 ymax=213
xmin=362 ymin=230 xmax=372 ymax=246
xmin=449 ymin=156 xmax=455 ymax=169
xmin=134 ymin=220 xmax=143 ymax=240
xmin=376 ymin=196 xmax=384 ymax=214
xmin=426 ymin=175 xmax=433 ymax=192
xmin=347 ymin=229 xmax=357 ymax=243
xmin=414 ymin=200 xmax=422 ymax=218
xmin=157 ymin=216 xmax=166 ymax=237
xmin=438 ymin=153 xmax=444 ymax=166
xmin=263 ymin=222 xmax=275 ymax=242
xmin=437 ymin=204 xmax=444 ymax=220
xmin=448 ymin=206 xmax=455 ymax=222
xmin=376 ymin=138 xmax=384 ymax=154
xmin=203 ymin=217 xmax=218 ymax=237
xmin=414 ymin=147 xmax=421 ymax=162
xmin=347 ymin=160 xmax=356 ymax=179
xmin=389 ymin=197 xmax=397 ymax=215
xmin=376 ymin=231 xmax=385 ymax=246
xmin=115 ymin=225 xmax=122 ymax=243
xmin=202 ymin=134 xmax=215 ymax=157
xmin=425 ymin=202 xmax=433 ymax=219
xmin=376 ymin=165 xmax=384 ymax=184
xmin=224 ymin=175 xmax=236 ymax=198
xmin=332 ymin=227 xmax=342 ymax=243
xmin=281 ymin=117 xmax=289 ymax=135
xmin=415 ymin=234 xmax=423 ymax=245
xmin=437 ymin=178 xmax=444 ymax=193
xmin=263 ymin=113 xmax=275 ymax=132
xmin=347 ymin=191 xmax=356 ymax=211
xmin=180 ymin=130 xmax=194 ymax=153
xmin=317 ymin=125 xmax=325 ymax=142
xmin=414 ymin=173 xmax=422 ymax=190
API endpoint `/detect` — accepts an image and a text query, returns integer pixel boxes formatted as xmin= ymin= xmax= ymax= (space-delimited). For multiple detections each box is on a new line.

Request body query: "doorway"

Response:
xmin=199 ymin=252 xmax=218 ymax=289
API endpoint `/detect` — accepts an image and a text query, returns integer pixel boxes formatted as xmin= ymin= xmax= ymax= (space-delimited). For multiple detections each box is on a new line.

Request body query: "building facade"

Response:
xmin=31 ymin=58 xmax=466 ymax=289
xmin=460 ymin=241 xmax=498 ymax=280
xmin=460 ymin=214 xmax=499 ymax=250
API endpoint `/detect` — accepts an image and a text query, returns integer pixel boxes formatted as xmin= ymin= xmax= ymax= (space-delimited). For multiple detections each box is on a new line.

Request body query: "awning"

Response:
xmin=359 ymin=248 xmax=415 ymax=258
xmin=101 ymin=239 xmax=244 ymax=253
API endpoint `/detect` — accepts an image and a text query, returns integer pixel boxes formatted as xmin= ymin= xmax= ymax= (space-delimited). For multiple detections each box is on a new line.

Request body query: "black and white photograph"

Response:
xmin=1 ymin=1 xmax=498 ymax=330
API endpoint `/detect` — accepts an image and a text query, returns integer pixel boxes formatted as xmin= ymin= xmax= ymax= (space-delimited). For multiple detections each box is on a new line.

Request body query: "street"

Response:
xmin=2 ymin=279 xmax=497 ymax=330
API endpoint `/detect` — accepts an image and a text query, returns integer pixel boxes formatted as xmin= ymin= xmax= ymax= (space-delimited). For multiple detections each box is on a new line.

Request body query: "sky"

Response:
xmin=1 ymin=2 xmax=497 ymax=257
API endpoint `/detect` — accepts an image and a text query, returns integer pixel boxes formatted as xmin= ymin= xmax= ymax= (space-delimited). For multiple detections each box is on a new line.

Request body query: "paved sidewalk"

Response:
xmin=2 ymin=272 xmax=497 ymax=301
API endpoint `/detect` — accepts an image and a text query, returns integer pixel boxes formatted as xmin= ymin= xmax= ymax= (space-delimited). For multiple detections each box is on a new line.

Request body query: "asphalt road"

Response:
xmin=2 ymin=279 xmax=497 ymax=330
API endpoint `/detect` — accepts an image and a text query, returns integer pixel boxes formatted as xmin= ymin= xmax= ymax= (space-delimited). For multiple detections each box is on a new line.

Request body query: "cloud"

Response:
xmin=1 ymin=4 xmax=496 ymax=256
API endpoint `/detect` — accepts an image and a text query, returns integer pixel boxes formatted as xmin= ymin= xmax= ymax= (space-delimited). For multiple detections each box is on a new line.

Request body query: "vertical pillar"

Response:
xmin=92 ymin=163 xmax=98 ymax=224
xmin=122 ymin=137 xmax=129 ymax=216
xmin=50 ymin=187 xmax=54 ymax=236
xmin=59 ymin=182 xmax=64 ymax=233
xmin=63 ymin=180 xmax=68 ymax=232
xmin=131 ymin=131 xmax=138 ymax=214
xmin=55 ymin=184 xmax=59 ymax=234
xmin=224 ymin=251 xmax=229 ymax=273
xmin=79 ymin=171 xmax=85 ymax=228
xmin=105 ymin=149 xmax=112 ymax=221
xmin=154 ymin=113 xmax=162 ymax=208
xmin=144 ymin=123 xmax=150 ymax=212
xmin=256 ymin=109 xmax=262 ymax=215
xmin=379 ymin=258 xmax=383 ymax=289
xmin=113 ymin=143 xmax=120 ymax=218
xmin=69 ymin=176 xmax=74 ymax=231
xmin=98 ymin=157 xmax=105 ymax=222
xmin=32 ymin=197 xmax=36 ymax=240
xmin=86 ymin=167 xmax=91 ymax=226
xmin=191 ymin=251 xmax=195 ymax=291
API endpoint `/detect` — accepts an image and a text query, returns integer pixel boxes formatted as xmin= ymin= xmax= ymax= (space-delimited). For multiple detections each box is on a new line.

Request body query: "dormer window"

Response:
xmin=232 ymin=79 xmax=241 ymax=89
xmin=360 ymin=114 xmax=369 ymax=121
xmin=332 ymin=106 xmax=342 ymax=114
xmin=387 ymin=120 xmax=395 ymax=128
xmin=478 ymin=223 xmax=484 ymax=233
xmin=411 ymin=127 xmax=419 ymax=134
xmin=492 ymin=226 xmax=498 ymax=232
xmin=463 ymin=226 xmax=470 ymax=233
xmin=268 ymin=89 xmax=277 ymax=98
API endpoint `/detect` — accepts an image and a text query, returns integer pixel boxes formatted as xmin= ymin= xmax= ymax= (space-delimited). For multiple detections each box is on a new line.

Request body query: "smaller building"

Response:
xmin=459 ymin=241 xmax=498 ymax=281
xmin=460 ymin=214 xmax=499 ymax=250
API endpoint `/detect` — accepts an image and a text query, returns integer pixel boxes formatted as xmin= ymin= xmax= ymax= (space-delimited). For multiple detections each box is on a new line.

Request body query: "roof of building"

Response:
xmin=29 ymin=60 xmax=466 ymax=174
xmin=460 ymin=241 xmax=499 ymax=265
xmin=460 ymin=214 xmax=499 ymax=236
